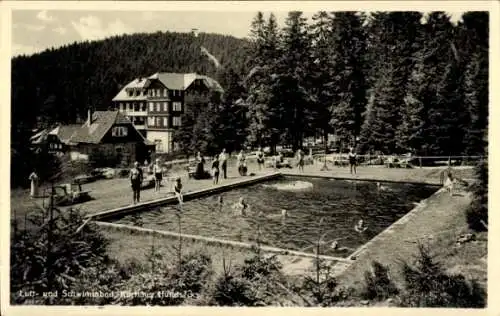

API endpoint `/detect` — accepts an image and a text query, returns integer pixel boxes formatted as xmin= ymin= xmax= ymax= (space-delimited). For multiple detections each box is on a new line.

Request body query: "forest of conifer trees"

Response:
xmin=242 ymin=11 xmax=488 ymax=156
xmin=11 ymin=11 xmax=488 ymax=186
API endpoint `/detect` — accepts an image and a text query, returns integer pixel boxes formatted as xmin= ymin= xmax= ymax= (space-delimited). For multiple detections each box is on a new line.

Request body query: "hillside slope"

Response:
xmin=11 ymin=31 xmax=251 ymax=130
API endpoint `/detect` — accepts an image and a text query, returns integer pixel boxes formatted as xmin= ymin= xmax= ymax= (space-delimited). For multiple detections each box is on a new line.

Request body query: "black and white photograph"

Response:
xmin=1 ymin=0 xmax=497 ymax=313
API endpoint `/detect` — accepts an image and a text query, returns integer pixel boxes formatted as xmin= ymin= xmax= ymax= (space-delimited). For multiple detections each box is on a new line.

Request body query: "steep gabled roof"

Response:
xmin=113 ymin=72 xmax=224 ymax=101
xmin=151 ymin=72 xmax=224 ymax=92
xmin=49 ymin=124 xmax=81 ymax=144
xmin=112 ymin=77 xmax=150 ymax=101
xmin=70 ymin=111 xmax=131 ymax=144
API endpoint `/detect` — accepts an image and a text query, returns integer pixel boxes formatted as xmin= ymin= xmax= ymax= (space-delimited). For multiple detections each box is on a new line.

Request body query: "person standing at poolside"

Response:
xmin=349 ymin=147 xmax=357 ymax=175
xmin=219 ymin=148 xmax=228 ymax=179
xmin=130 ymin=161 xmax=143 ymax=204
xmin=211 ymin=155 xmax=220 ymax=185
xmin=28 ymin=170 xmax=39 ymax=198
xmin=152 ymin=158 xmax=163 ymax=192
xmin=256 ymin=147 xmax=265 ymax=171
xmin=444 ymin=171 xmax=455 ymax=196
xmin=173 ymin=177 xmax=183 ymax=204
xmin=195 ymin=151 xmax=206 ymax=179
xmin=237 ymin=150 xmax=247 ymax=176
xmin=297 ymin=149 xmax=305 ymax=172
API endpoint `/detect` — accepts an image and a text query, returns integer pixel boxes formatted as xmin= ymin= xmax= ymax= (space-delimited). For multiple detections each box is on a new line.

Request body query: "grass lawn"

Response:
xmin=102 ymin=225 xmax=266 ymax=276
xmin=336 ymin=187 xmax=487 ymax=295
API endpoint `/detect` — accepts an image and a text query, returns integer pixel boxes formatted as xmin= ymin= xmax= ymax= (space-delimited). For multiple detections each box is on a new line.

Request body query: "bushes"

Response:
xmin=113 ymin=250 xmax=213 ymax=306
xmin=10 ymin=207 xmax=114 ymax=304
xmin=362 ymin=261 xmax=399 ymax=301
xmin=360 ymin=245 xmax=486 ymax=307
xmin=466 ymin=159 xmax=488 ymax=231
xmin=211 ymin=250 xmax=286 ymax=306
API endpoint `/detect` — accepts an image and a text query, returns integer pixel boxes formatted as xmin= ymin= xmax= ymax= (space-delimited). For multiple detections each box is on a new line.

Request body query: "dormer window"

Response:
xmin=111 ymin=126 xmax=128 ymax=137
xmin=127 ymin=89 xmax=132 ymax=97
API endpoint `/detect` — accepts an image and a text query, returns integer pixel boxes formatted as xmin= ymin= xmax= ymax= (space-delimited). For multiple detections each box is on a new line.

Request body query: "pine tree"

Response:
xmin=246 ymin=13 xmax=283 ymax=150
xmin=328 ymin=12 xmax=368 ymax=149
xmin=308 ymin=11 xmax=335 ymax=149
xmin=461 ymin=12 xmax=489 ymax=156
xmin=276 ymin=11 xmax=314 ymax=150
xmin=360 ymin=12 xmax=423 ymax=154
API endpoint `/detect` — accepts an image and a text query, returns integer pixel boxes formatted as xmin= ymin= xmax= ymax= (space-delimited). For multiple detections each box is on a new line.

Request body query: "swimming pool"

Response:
xmin=108 ymin=176 xmax=437 ymax=257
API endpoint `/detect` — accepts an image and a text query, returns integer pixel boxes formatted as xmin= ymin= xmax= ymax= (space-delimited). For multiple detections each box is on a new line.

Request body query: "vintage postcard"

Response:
xmin=1 ymin=1 xmax=498 ymax=315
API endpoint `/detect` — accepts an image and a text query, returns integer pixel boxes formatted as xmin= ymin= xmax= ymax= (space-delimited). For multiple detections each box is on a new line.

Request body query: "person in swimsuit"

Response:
xmin=256 ymin=147 xmax=265 ymax=171
xmin=152 ymin=158 xmax=163 ymax=192
xmin=173 ymin=177 xmax=183 ymax=204
xmin=233 ymin=197 xmax=249 ymax=216
xmin=219 ymin=148 xmax=228 ymax=179
xmin=444 ymin=171 xmax=455 ymax=196
xmin=211 ymin=155 xmax=220 ymax=185
xmin=348 ymin=147 xmax=357 ymax=174
xmin=129 ymin=161 xmax=143 ymax=204
xmin=237 ymin=150 xmax=247 ymax=176
xmin=297 ymin=149 xmax=305 ymax=172
xmin=354 ymin=219 xmax=367 ymax=233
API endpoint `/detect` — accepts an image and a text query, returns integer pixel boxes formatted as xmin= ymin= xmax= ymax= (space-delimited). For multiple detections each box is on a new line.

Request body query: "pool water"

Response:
xmin=109 ymin=177 xmax=437 ymax=257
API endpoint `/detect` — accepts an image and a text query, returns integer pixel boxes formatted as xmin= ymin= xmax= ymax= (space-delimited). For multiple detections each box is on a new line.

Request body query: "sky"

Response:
xmin=11 ymin=9 xmax=466 ymax=57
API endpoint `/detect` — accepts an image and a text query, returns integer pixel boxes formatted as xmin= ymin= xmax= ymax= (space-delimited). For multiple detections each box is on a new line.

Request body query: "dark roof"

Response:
xmin=70 ymin=111 xmax=132 ymax=144
xmin=49 ymin=124 xmax=81 ymax=144
xmin=113 ymin=72 xmax=224 ymax=101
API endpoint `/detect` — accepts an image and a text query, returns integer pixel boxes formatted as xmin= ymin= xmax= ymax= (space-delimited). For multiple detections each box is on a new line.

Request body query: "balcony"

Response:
xmin=124 ymin=110 xmax=147 ymax=116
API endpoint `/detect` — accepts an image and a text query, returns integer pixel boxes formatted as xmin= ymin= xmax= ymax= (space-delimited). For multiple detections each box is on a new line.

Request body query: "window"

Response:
xmin=173 ymin=116 xmax=181 ymax=126
xmin=127 ymin=90 xmax=132 ymax=97
xmin=111 ymin=126 xmax=128 ymax=137
xmin=157 ymin=89 xmax=161 ymax=96
xmin=133 ymin=103 xmax=139 ymax=112
xmin=156 ymin=103 xmax=160 ymax=112
xmin=126 ymin=103 xmax=131 ymax=111
xmin=163 ymin=89 xmax=167 ymax=97
xmin=163 ymin=117 xmax=168 ymax=127
xmin=142 ymin=90 xmax=146 ymax=96
xmin=119 ymin=103 xmax=124 ymax=111
xmin=163 ymin=102 xmax=168 ymax=112
xmin=154 ymin=140 xmax=162 ymax=152
xmin=147 ymin=117 xmax=154 ymax=126
xmin=156 ymin=117 xmax=162 ymax=126
xmin=149 ymin=102 xmax=154 ymax=112
xmin=173 ymin=102 xmax=182 ymax=111
xmin=140 ymin=102 xmax=146 ymax=111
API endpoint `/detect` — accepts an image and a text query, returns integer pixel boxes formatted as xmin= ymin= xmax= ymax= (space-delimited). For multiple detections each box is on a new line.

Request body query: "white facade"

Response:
xmin=147 ymin=130 xmax=173 ymax=153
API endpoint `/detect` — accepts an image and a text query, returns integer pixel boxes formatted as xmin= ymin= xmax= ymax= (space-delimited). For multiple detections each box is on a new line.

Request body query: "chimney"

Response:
xmin=87 ymin=108 xmax=92 ymax=126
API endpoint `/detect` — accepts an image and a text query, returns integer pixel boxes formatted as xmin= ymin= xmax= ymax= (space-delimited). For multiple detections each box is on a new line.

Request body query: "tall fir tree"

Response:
xmin=460 ymin=12 xmax=489 ymax=156
xmin=309 ymin=11 xmax=334 ymax=138
xmin=328 ymin=12 xmax=368 ymax=150
xmin=246 ymin=13 xmax=283 ymax=150
xmin=360 ymin=12 xmax=423 ymax=153
xmin=276 ymin=11 xmax=314 ymax=150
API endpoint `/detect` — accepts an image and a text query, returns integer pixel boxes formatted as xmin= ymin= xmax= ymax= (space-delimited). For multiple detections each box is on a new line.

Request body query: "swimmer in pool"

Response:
xmin=354 ymin=219 xmax=368 ymax=233
xmin=330 ymin=239 xmax=353 ymax=252
xmin=217 ymin=195 xmax=224 ymax=212
xmin=377 ymin=182 xmax=389 ymax=191
xmin=233 ymin=197 xmax=249 ymax=216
